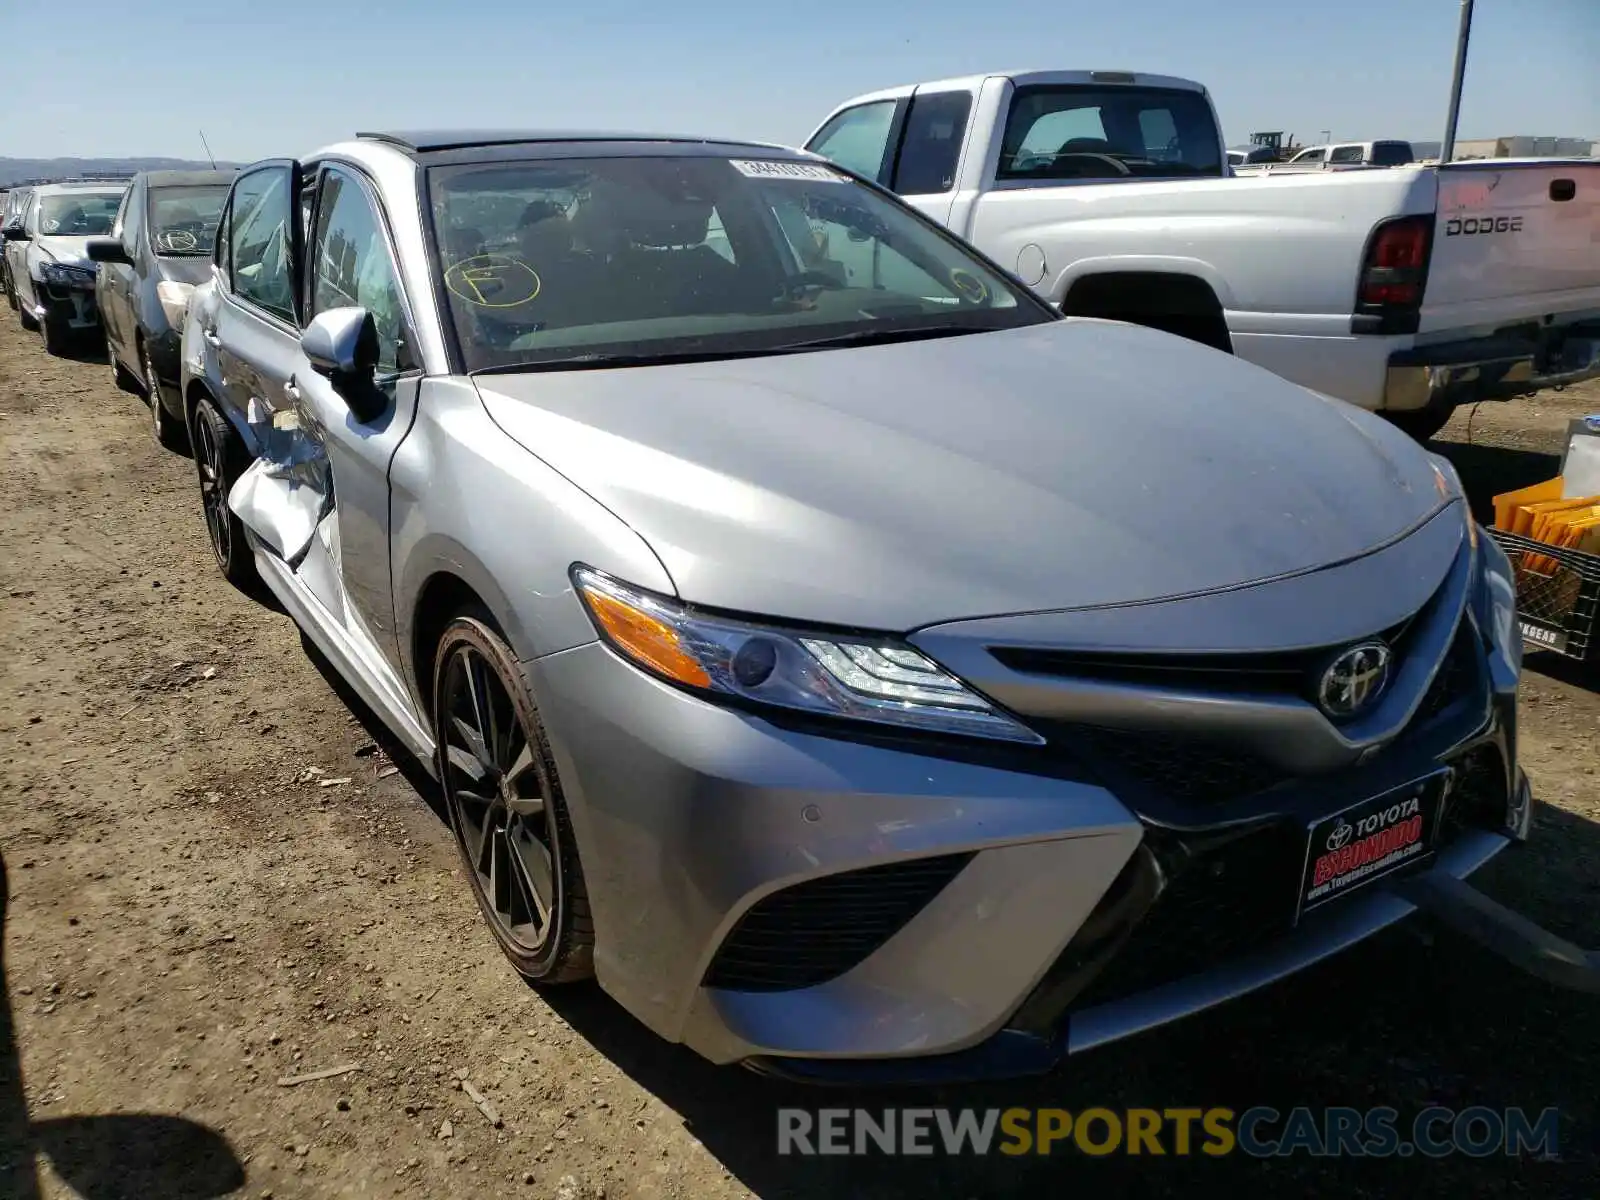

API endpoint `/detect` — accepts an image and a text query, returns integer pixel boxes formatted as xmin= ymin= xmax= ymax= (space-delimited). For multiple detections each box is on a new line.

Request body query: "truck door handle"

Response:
xmin=1551 ymin=179 xmax=1576 ymax=202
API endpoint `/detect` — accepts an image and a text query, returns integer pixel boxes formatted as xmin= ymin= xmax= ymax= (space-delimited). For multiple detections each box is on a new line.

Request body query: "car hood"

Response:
xmin=32 ymin=235 xmax=95 ymax=268
xmin=475 ymin=320 xmax=1450 ymax=631
xmin=155 ymin=255 xmax=212 ymax=286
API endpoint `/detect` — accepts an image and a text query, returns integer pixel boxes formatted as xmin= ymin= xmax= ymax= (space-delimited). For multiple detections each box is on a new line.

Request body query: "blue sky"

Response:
xmin=10 ymin=0 xmax=1597 ymax=161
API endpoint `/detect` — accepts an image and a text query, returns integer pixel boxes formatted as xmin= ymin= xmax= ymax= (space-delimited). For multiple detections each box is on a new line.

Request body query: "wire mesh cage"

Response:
xmin=1489 ymin=529 xmax=1600 ymax=662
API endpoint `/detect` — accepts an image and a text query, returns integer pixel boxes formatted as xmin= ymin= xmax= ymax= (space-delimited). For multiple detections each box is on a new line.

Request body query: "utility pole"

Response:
xmin=1440 ymin=0 xmax=1475 ymax=163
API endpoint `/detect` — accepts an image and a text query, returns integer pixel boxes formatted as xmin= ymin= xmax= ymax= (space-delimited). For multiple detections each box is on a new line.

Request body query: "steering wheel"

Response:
xmin=1052 ymin=153 xmax=1133 ymax=177
xmin=775 ymin=269 xmax=843 ymax=307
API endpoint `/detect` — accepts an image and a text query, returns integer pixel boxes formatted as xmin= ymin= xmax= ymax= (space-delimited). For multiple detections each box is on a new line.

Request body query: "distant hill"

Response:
xmin=0 ymin=157 xmax=243 ymax=187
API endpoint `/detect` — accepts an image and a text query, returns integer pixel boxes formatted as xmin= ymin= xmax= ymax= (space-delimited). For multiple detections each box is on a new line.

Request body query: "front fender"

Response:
xmin=389 ymin=377 xmax=676 ymax=708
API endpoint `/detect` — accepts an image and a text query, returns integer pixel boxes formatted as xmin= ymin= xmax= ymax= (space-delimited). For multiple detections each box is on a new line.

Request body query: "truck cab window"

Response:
xmin=999 ymin=85 xmax=1223 ymax=181
xmin=892 ymin=91 xmax=973 ymax=195
xmin=807 ymin=101 xmax=898 ymax=183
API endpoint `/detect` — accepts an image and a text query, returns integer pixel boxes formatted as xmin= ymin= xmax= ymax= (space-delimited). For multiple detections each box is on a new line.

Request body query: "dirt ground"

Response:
xmin=0 ymin=313 xmax=1596 ymax=1200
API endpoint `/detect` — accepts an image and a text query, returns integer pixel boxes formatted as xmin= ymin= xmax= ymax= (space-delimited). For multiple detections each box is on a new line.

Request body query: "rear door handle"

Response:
xmin=284 ymin=377 xmax=301 ymax=401
xmin=202 ymin=328 xmax=221 ymax=346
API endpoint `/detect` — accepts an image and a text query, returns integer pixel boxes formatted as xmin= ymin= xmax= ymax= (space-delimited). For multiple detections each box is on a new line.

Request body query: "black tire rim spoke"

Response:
xmin=443 ymin=645 xmax=556 ymax=953
xmin=195 ymin=419 xmax=228 ymax=562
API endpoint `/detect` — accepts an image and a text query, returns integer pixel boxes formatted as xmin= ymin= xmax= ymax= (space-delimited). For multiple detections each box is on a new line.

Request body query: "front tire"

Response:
xmin=39 ymin=304 xmax=71 ymax=356
xmin=142 ymin=339 xmax=186 ymax=452
xmin=189 ymin=392 xmax=259 ymax=590
xmin=110 ymin=347 xmax=140 ymax=393
xmin=432 ymin=613 xmax=594 ymax=984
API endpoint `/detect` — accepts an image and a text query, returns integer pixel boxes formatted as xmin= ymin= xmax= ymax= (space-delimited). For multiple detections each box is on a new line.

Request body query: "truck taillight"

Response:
xmin=1354 ymin=215 xmax=1432 ymax=331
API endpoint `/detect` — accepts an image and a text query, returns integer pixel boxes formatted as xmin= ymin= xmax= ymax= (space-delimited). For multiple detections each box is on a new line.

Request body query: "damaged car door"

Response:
xmin=271 ymin=161 xmax=422 ymax=648
xmin=211 ymin=160 xmax=321 ymax=572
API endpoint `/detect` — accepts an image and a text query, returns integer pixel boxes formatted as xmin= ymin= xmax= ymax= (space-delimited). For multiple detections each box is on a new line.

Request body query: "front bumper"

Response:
xmin=1384 ymin=324 xmax=1600 ymax=412
xmin=31 ymin=279 xmax=100 ymax=330
xmin=528 ymin=609 xmax=1527 ymax=1078
xmin=145 ymin=328 xmax=183 ymax=403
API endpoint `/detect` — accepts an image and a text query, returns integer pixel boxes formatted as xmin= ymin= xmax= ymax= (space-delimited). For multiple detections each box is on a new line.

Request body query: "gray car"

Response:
xmin=179 ymin=130 xmax=1531 ymax=1082
xmin=2 ymin=181 xmax=127 ymax=353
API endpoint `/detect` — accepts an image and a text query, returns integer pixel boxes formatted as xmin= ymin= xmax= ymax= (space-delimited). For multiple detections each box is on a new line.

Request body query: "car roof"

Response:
xmin=31 ymin=181 xmax=128 ymax=195
xmin=353 ymin=129 xmax=804 ymax=161
xmin=140 ymin=169 xmax=238 ymax=189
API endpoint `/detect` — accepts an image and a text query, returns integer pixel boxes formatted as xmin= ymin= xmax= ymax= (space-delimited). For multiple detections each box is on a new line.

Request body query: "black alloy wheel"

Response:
xmin=433 ymin=614 xmax=593 ymax=983
xmin=189 ymin=395 xmax=258 ymax=589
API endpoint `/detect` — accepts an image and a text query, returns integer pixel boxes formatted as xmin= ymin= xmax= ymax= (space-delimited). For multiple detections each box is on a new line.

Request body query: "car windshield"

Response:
xmin=426 ymin=154 xmax=1048 ymax=372
xmin=37 ymin=191 xmax=124 ymax=236
xmin=997 ymin=86 xmax=1224 ymax=181
xmin=148 ymin=185 xmax=228 ymax=256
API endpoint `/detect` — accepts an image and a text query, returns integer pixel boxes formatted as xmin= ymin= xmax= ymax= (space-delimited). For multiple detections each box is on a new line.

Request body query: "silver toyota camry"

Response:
xmin=179 ymin=130 xmax=1530 ymax=1082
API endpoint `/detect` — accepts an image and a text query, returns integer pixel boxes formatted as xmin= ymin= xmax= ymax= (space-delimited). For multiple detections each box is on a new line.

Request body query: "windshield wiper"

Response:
xmin=472 ymin=325 xmax=993 ymax=374
xmin=765 ymin=324 xmax=988 ymax=353
xmin=475 ymin=346 xmax=784 ymax=375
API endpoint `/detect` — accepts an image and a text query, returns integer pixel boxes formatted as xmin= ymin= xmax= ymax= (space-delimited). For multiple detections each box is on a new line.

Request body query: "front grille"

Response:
xmin=1069 ymin=726 xmax=1287 ymax=807
xmin=1007 ymin=619 xmax=1480 ymax=812
xmin=990 ymin=617 xmax=1417 ymax=702
xmin=1412 ymin=628 xmax=1478 ymax=726
xmin=703 ymin=853 xmax=973 ymax=992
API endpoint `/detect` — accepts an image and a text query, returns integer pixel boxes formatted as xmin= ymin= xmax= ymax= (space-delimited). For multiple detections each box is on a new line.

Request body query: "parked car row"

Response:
xmin=1 ymin=171 xmax=235 ymax=438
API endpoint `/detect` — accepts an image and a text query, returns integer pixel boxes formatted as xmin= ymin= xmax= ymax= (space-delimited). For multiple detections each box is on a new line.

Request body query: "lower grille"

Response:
xmin=703 ymin=853 xmax=973 ymax=992
xmin=1068 ymin=824 xmax=1302 ymax=1011
xmin=1071 ymin=726 xmax=1287 ymax=807
xmin=1065 ymin=742 xmax=1504 ymax=1014
xmin=1441 ymin=743 xmax=1507 ymax=840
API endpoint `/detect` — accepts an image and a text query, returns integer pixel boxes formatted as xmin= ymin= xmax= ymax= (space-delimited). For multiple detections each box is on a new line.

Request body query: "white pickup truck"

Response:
xmin=804 ymin=69 xmax=1600 ymax=439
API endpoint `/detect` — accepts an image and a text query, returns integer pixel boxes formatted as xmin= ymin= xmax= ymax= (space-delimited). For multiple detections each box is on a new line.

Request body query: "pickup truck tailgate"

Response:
xmin=1423 ymin=160 xmax=1600 ymax=331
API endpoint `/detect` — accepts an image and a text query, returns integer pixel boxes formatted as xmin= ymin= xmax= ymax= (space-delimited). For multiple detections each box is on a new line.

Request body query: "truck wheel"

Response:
xmin=1384 ymin=405 xmax=1454 ymax=443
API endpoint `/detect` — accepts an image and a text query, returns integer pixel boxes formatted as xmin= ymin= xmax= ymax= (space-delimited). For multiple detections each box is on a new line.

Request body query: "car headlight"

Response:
xmin=1429 ymin=454 xmax=1465 ymax=504
xmin=157 ymin=280 xmax=195 ymax=328
xmin=1473 ymin=534 xmax=1521 ymax=675
xmin=40 ymin=261 xmax=94 ymax=286
xmin=573 ymin=567 xmax=1043 ymax=744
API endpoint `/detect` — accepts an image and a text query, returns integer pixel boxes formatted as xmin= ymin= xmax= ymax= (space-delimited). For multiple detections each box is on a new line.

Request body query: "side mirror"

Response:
xmin=1 ymin=226 xmax=29 ymax=242
xmin=301 ymin=307 xmax=386 ymax=421
xmin=301 ymin=307 xmax=379 ymax=380
xmin=86 ymin=236 xmax=131 ymax=265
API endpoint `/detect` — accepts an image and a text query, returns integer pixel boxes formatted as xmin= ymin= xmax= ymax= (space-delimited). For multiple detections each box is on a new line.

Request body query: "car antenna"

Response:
xmin=198 ymin=129 xmax=217 ymax=170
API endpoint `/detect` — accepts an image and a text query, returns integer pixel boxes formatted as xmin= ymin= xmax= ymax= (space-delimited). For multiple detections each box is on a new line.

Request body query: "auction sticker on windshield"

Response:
xmin=1298 ymin=772 xmax=1445 ymax=917
xmin=730 ymin=160 xmax=847 ymax=183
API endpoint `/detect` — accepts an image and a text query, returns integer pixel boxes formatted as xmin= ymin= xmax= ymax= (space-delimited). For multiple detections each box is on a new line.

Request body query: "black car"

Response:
xmin=87 ymin=169 xmax=235 ymax=448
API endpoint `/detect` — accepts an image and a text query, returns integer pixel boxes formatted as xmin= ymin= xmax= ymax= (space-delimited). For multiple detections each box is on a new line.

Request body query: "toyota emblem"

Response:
xmin=1316 ymin=641 xmax=1392 ymax=720
xmin=1326 ymin=819 xmax=1353 ymax=851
